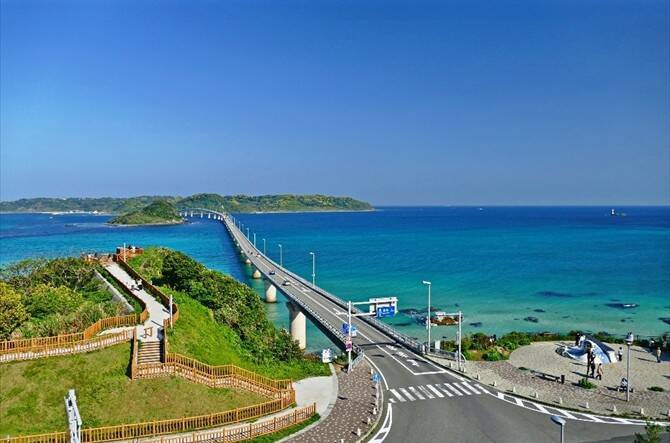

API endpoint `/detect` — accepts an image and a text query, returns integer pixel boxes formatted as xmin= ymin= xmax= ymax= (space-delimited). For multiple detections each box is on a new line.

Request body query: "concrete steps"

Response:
xmin=138 ymin=341 xmax=162 ymax=364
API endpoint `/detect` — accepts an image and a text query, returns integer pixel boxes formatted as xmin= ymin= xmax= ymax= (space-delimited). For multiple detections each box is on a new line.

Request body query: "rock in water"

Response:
xmin=524 ymin=316 xmax=539 ymax=323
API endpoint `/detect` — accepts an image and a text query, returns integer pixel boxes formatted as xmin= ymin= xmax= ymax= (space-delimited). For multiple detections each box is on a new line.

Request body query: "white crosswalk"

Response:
xmin=388 ymin=382 xmax=486 ymax=403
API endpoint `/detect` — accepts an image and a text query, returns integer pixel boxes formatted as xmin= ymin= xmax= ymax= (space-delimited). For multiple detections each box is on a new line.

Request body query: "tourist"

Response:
xmin=617 ymin=347 xmax=623 ymax=362
xmin=575 ymin=332 xmax=580 ymax=346
xmin=649 ymin=338 xmax=655 ymax=351
xmin=596 ymin=363 xmax=603 ymax=380
xmin=589 ymin=361 xmax=596 ymax=378
xmin=657 ymin=347 xmax=662 ymax=363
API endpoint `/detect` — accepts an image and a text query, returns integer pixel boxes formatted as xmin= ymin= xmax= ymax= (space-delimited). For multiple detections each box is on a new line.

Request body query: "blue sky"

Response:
xmin=1 ymin=0 xmax=668 ymax=205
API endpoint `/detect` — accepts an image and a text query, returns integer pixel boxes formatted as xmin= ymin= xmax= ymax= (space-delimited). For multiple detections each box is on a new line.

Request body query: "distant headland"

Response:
xmin=0 ymin=193 xmax=374 ymax=215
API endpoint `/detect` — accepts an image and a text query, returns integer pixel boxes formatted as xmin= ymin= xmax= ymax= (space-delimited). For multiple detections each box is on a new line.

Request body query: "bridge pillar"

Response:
xmin=287 ymin=302 xmax=306 ymax=350
xmin=264 ymin=280 xmax=277 ymax=303
xmin=252 ymin=267 xmax=262 ymax=279
xmin=244 ymin=257 xmax=251 ymax=265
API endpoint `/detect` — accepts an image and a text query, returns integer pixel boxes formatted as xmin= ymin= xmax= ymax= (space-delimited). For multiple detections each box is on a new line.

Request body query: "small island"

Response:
xmin=108 ymin=200 xmax=184 ymax=226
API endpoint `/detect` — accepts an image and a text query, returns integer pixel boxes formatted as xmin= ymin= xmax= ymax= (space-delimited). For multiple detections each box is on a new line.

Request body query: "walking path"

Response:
xmin=287 ymin=361 xmax=381 ymax=443
xmin=104 ymin=262 xmax=170 ymax=342
xmin=431 ymin=341 xmax=670 ymax=419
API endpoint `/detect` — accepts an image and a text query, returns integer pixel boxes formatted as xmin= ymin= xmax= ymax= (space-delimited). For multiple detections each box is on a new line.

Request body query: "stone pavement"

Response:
xmin=287 ymin=361 xmax=380 ymax=443
xmin=432 ymin=341 xmax=670 ymax=419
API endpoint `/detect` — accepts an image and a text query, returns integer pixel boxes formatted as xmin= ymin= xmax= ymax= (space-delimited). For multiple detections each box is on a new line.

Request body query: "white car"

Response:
xmin=282 ymin=280 xmax=291 ymax=287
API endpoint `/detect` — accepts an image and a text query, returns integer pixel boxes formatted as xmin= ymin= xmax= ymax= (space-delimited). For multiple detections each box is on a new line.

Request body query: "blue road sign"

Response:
xmin=342 ymin=323 xmax=358 ymax=337
xmin=376 ymin=305 xmax=396 ymax=318
xmin=372 ymin=372 xmax=380 ymax=383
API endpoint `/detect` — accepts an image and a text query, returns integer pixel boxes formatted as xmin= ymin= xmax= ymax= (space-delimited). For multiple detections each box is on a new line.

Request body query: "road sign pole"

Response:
xmin=348 ymin=300 xmax=352 ymax=371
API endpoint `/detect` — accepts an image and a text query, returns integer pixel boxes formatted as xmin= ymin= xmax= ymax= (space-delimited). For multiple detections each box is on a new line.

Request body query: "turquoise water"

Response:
xmin=1 ymin=207 xmax=669 ymax=351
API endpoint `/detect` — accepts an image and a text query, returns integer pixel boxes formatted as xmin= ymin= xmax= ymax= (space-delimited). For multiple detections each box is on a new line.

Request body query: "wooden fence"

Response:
xmin=115 ymin=257 xmax=180 ymax=327
xmin=153 ymin=403 xmax=317 ymax=443
xmin=3 ymin=398 xmax=294 ymax=443
xmin=0 ymin=269 xmax=149 ymax=360
xmin=0 ymin=329 xmax=134 ymax=363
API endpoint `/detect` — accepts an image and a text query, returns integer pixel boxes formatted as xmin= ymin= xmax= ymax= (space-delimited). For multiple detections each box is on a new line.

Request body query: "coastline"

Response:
xmin=107 ymin=219 xmax=186 ymax=227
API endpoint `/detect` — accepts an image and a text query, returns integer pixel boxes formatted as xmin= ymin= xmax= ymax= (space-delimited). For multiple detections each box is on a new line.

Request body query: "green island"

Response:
xmin=0 ymin=193 xmax=373 ymax=214
xmin=108 ymin=200 xmax=183 ymax=226
xmin=0 ymin=249 xmax=327 ymax=435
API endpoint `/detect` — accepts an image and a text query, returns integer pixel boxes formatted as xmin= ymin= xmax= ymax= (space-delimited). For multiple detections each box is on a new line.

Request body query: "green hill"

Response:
xmin=108 ymin=200 xmax=183 ymax=225
xmin=0 ymin=194 xmax=373 ymax=214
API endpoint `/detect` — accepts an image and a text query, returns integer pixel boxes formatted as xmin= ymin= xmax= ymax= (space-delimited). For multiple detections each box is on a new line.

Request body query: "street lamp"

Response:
xmin=422 ymin=280 xmax=432 ymax=354
xmin=625 ymin=331 xmax=634 ymax=402
xmin=246 ymin=227 xmax=249 ymax=238
xmin=550 ymin=415 xmax=566 ymax=443
xmin=309 ymin=252 xmax=316 ymax=288
xmin=253 ymin=233 xmax=256 ymax=247
xmin=262 ymin=238 xmax=266 ymax=256
xmin=278 ymin=244 xmax=283 ymax=267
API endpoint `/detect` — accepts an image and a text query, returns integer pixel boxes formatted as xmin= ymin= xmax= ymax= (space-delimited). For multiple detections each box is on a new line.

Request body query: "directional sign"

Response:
xmin=345 ymin=339 xmax=353 ymax=352
xmin=321 ymin=348 xmax=333 ymax=363
xmin=376 ymin=305 xmax=395 ymax=318
xmin=342 ymin=323 xmax=358 ymax=337
xmin=372 ymin=372 xmax=381 ymax=383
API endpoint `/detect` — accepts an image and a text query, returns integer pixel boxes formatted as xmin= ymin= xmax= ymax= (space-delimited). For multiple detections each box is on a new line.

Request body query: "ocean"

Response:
xmin=1 ymin=207 xmax=669 ymax=351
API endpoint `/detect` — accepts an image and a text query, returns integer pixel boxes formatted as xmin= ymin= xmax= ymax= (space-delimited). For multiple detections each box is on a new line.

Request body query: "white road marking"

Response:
xmin=369 ymin=403 xmax=393 ymax=443
xmin=453 ymin=383 xmax=473 ymax=395
xmin=390 ymin=389 xmax=406 ymax=402
xmin=436 ymin=384 xmax=454 ymax=397
xmin=461 ymin=382 xmax=482 ymax=394
xmin=418 ymin=385 xmax=434 ymax=399
xmin=444 ymin=383 xmax=463 ymax=396
xmin=426 ymin=384 xmax=444 ymax=398
xmin=399 ymin=388 xmax=415 ymax=401
xmin=514 ymin=397 xmax=524 ymax=407
xmin=408 ymin=386 xmax=425 ymax=400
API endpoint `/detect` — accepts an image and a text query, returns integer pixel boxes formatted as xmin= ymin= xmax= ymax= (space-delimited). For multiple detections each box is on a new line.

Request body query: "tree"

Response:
xmin=24 ymin=284 xmax=83 ymax=318
xmin=634 ymin=422 xmax=663 ymax=443
xmin=161 ymin=251 xmax=205 ymax=290
xmin=0 ymin=282 xmax=28 ymax=339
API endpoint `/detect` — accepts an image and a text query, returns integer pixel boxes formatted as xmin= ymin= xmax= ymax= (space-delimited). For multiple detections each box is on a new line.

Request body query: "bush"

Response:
xmin=0 ymin=283 xmax=28 ymax=339
xmin=578 ymin=378 xmax=596 ymax=389
xmin=482 ymin=350 xmax=504 ymax=361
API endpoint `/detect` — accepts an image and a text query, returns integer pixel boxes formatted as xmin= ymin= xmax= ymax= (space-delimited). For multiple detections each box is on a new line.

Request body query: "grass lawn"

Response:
xmin=165 ymin=288 xmax=330 ymax=380
xmin=0 ymin=343 xmax=265 ymax=435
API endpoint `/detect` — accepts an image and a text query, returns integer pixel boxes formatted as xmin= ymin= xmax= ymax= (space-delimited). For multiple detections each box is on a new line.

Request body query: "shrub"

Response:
xmin=0 ymin=283 xmax=28 ymax=339
xmin=482 ymin=350 xmax=504 ymax=361
xmin=578 ymin=378 xmax=596 ymax=389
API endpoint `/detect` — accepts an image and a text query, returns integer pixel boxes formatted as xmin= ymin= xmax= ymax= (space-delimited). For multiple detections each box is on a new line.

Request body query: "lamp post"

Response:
xmin=625 ymin=331 xmax=634 ymax=402
xmin=278 ymin=244 xmax=283 ymax=267
xmin=263 ymin=238 xmax=266 ymax=256
xmin=253 ymin=233 xmax=256 ymax=247
xmin=550 ymin=415 xmax=566 ymax=443
xmin=309 ymin=252 xmax=316 ymax=288
xmin=422 ymin=280 xmax=432 ymax=354
xmin=246 ymin=228 xmax=249 ymax=239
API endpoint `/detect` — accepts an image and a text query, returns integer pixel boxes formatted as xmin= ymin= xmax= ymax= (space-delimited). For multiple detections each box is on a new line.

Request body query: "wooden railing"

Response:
xmin=3 ymin=398 xmax=293 ymax=443
xmin=115 ymin=256 xmax=180 ymax=327
xmin=0 ymin=270 xmax=149 ymax=359
xmin=156 ymin=403 xmax=317 ymax=443
xmin=0 ymin=329 xmax=134 ymax=363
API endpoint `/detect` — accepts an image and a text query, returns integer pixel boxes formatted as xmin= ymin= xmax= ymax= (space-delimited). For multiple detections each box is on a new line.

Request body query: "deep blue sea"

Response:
xmin=1 ymin=207 xmax=669 ymax=351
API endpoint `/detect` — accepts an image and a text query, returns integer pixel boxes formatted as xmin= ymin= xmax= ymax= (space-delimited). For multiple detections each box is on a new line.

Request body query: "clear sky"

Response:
xmin=1 ymin=0 xmax=668 ymax=205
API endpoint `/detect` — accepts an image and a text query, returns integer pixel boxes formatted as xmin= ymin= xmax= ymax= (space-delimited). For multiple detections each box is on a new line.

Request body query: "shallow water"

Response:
xmin=1 ymin=207 xmax=669 ymax=351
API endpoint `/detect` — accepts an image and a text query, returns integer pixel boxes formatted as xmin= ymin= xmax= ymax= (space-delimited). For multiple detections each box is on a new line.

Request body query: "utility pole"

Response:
xmin=625 ymin=332 xmax=634 ymax=401
xmin=422 ymin=281 xmax=432 ymax=353
xmin=310 ymin=252 xmax=316 ymax=288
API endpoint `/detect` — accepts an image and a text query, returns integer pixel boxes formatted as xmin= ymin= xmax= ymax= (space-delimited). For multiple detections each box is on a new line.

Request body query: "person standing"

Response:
xmin=596 ymin=363 xmax=603 ymax=380
xmin=590 ymin=361 xmax=596 ymax=378
xmin=617 ymin=347 xmax=623 ymax=362
xmin=657 ymin=347 xmax=662 ymax=363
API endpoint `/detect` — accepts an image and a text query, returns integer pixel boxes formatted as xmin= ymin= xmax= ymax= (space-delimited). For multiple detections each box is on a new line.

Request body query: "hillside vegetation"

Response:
xmin=0 ymin=193 xmax=373 ymax=213
xmin=128 ymin=248 xmax=329 ymax=379
xmin=0 ymin=258 xmax=124 ymax=339
xmin=108 ymin=200 xmax=182 ymax=225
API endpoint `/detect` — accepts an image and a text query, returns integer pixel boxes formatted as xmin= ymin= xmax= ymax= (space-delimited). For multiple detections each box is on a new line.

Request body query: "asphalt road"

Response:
xmin=208 ymin=211 xmax=649 ymax=443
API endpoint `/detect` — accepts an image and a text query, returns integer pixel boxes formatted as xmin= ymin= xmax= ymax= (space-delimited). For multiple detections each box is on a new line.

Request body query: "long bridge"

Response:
xmin=181 ymin=209 xmax=649 ymax=443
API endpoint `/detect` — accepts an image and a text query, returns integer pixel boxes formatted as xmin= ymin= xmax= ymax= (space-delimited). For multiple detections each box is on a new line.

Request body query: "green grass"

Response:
xmin=246 ymin=413 xmax=320 ymax=443
xmin=165 ymin=287 xmax=329 ymax=380
xmin=578 ymin=378 xmax=597 ymax=389
xmin=0 ymin=343 xmax=265 ymax=435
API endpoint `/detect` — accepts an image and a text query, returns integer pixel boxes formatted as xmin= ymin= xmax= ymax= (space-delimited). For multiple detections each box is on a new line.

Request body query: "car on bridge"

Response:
xmin=269 ymin=270 xmax=276 ymax=275
xmin=282 ymin=280 xmax=291 ymax=286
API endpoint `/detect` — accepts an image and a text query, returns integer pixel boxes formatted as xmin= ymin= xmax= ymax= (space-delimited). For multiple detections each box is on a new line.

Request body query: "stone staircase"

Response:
xmin=138 ymin=341 xmax=162 ymax=364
